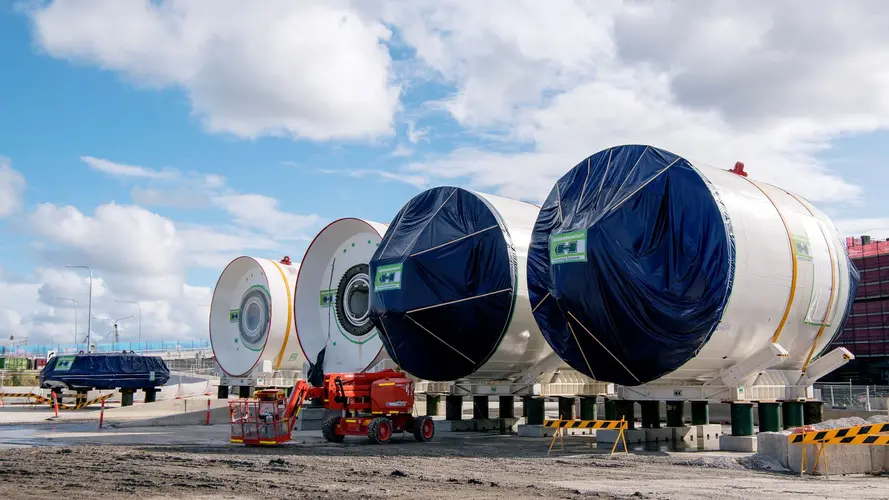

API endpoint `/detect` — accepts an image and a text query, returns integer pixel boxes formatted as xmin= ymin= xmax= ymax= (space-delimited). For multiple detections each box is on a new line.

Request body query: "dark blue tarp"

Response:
xmin=527 ymin=145 xmax=735 ymax=386
xmin=369 ymin=186 xmax=517 ymax=381
xmin=820 ymin=257 xmax=860 ymax=352
xmin=39 ymin=352 xmax=171 ymax=390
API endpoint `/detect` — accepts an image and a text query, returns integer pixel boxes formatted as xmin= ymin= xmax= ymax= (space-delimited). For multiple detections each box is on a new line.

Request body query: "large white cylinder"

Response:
xmin=209 ymin=256 xmax=304 ymax=377
xmin=369 ymin=187 xmax=552 ymax=381
xmin=528 ymin=144 xmax=857 ymax=386
xmin=293 ymin=218 xmax=387 ymax=374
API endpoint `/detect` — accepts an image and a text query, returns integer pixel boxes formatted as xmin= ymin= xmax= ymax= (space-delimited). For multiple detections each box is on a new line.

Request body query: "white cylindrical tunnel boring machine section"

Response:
xmin=527 ymin=144 xmax=859 ymax=387
xmin=369 ymin=187 xmax=552 ymax=381
xmin=293 ymin=218 xmax=387 ymax=374
xmin=210 ymin=256 xmax=304 ymax=377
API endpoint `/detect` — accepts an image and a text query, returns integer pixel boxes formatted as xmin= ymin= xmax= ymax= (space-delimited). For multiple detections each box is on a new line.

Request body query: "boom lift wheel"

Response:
xmin=413 ymin=416 xmax=435 ymax=442
xmin=367 ymin=417 xmax=393 ymax=444
xmin=322 ymin=416 xmax=345 ymax=443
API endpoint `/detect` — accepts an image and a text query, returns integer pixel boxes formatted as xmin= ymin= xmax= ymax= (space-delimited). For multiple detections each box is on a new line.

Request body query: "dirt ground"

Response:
xmin=0 ymin=428 xmax=886 ymax=500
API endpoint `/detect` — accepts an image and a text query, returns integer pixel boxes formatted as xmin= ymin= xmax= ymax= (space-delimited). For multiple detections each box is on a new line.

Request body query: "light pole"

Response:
xmin=51 ymin=297 xmax=78 ymax=347
xmin=65 ymin=265 xmax=92 ymax=352
xmin=116 ymin=300 xmax=142 ymax=346
xmin=96 ymin=315 xmax=134 ymax=350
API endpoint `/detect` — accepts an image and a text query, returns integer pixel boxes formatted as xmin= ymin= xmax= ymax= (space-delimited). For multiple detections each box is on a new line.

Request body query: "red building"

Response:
xmin=825 ymin=235 xmax=889 ymax=384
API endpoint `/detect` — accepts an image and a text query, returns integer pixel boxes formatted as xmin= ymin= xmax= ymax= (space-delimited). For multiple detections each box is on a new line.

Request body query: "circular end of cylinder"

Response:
xmin=527 ymin=145 xmax=734 ymax=386
xmin=293 ymin=218 xmax=385 ymax=373
xmin=369 ymin=186 xmax=517 ymax=381
xmin=209 ymin=256 xmax=272 ymax=376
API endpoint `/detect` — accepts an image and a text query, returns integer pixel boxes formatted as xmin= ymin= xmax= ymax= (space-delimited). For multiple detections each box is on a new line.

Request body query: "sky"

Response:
xmin=1 ymin=0 xmax=889 ymax=346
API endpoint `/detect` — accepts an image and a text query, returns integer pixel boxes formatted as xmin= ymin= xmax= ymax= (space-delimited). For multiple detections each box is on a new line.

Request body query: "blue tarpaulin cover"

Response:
xmin=369 ymin=187 xmax=517 ymax=381
xmin=527 ymin=145 xmax=735 ymax=386
xmin=39 ymin=352 xmax=171 ymax=390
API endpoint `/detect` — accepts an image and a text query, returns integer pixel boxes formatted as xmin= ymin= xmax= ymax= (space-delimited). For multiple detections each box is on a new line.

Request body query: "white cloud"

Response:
xmin=835 ymin=218 xmax=889 ymax=240
xmin=406 ymin=120 xmax=429 ymax=144
xmin=316 ymin=167 xmax=428 ymax=189
xmin=0 ymin=157 xmax=26 ymax=217
xmin=213 ymin=194 xmax=320 ymax=238
xmin=81 ymin=155 xmax=178 ymax=180
xmin=30 ymin=0 xmax=401 ymax=141
xmin=0 ymin=267 xmax=212 ymax=346
xmin=381 ymin=1 xmax=887 ymax=205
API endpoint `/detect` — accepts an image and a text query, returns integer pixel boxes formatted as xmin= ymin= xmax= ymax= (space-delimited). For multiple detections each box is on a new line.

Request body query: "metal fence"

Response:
xmin=2 ymin=340 xmax=211 ymax=356
xmin=815 ymin=383 xmax=889 ymax=410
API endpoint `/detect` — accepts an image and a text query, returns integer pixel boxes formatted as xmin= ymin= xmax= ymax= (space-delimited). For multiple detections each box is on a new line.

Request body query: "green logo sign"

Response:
xmin=289 ymin=353 xmax=300 ymax=362
xmin=793 ymin=235 xmax=812 ymax=261
xmin=54 ymin=355 xmax=76 ymax=372
xmin=319 ymin=289 xmax=336 ymax=307
xmin=375 ymin=263 xmax=403 ymax=291
xmin=550 ymin=230 xmax=587 ymax=264
xmin=229 ymin=309 xmax=240 ymax=323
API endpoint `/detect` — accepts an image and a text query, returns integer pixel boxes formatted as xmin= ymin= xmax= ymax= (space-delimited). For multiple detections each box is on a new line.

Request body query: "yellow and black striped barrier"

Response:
xmin=56 ymin=393 xmax=112 ymax=411
xmin=790 ymin=422 xmax=889 ymax=476
xmin=789 ymin=422 xmax=889 ymax=444
xmin=545 ymin=418 xmax=629 ymax=456
xmin=0 ymin=392 xmax=50 ymax=404
xmin=544 ymin=419 xmax=628 ymax=430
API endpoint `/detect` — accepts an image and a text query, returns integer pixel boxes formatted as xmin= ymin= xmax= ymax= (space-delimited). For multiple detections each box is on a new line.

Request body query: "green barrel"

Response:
xmin=499 ymin=396 xmax=515 ymax=419
xmin=580 ymin=397 xmax=598 ymax=420
xmin=558 ymin=397 xmax=575 ymax=420
xmin=803 ymin=401 xmax=823 ymax=425
xmin=640 ymin=401 xmax=661 ymax=429
xmin=604 ymin=399 xmax=617 ymax=421
xmin=616 ymin=400 xmax=636 ymax=430
xmin=757 ymin=402 xmax=781 ymax=432
xmin=446 ymin=395 xmax=463 ymax=421
xmin=731 ymin=402 xmax=754 ymax=436
xmin=691 ymin=401 xmax=710 ymax=425
xmin=526 ymin=398 xmax=545 ymax=426
xmin=782 ymin=401 xmax=804 ymax=429
xmin=666 ymin=401 xmax=685 ymax=427
xmin=426 ymin=395 xmax=441 ymax=416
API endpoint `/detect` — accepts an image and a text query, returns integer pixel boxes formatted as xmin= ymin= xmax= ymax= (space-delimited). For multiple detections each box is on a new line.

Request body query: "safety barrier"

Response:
xmin=789 ymin=422 xmax=889 ymax=475
xmin=544 ymin=417 xmax=628 ymax=456
xmin=1 ymin=391 xmax=112 ymax=410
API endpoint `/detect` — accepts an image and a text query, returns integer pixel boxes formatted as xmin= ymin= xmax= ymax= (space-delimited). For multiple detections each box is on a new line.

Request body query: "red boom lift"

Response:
xmin=229 ymin=369 xmax=435 ymax=446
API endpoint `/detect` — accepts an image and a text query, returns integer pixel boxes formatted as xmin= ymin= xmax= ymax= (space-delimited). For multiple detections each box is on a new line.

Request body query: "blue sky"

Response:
xmin=1 ymin=1 xmax=888 ymax=345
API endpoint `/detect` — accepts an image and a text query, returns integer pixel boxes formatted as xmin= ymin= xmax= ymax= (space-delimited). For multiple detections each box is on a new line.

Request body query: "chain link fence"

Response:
xmin=815 ymin=383 xmax=889 ymax=410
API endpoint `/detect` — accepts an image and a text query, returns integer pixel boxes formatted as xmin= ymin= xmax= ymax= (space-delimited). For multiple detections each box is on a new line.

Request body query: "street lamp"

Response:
xmin=65 ymin=265 xmax=92 ymax=352
xmin=96 ymin=315 xmax=134 ymax=350
xmin=115 ymin=300 xmax=142 ymax=346
xmin=51 ymin=297 xmax=78 ymax=346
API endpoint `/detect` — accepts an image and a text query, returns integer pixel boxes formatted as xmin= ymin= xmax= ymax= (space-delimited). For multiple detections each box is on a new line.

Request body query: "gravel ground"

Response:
xmin=0 ymin=428 xmax=886 ymax=500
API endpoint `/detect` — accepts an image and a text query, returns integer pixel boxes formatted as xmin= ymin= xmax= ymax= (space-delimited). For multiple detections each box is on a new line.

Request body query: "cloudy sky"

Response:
xmin=1 ymin=0 xmax=888 ymax=347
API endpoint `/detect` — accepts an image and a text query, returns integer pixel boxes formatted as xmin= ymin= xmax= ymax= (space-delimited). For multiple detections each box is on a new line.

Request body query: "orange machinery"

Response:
xmin=229 ymin=369 xmax=435 ymax=446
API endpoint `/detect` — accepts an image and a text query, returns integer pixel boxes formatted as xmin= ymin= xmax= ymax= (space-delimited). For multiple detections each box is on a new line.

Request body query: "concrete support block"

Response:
xmin=596 ymin=428 xmax=646 ymax=445
xmin=644 ymin=427 xmax=673 ymax=443
xmin=697 ymin=424 xmax=723 ymax=448
xmin=672 ymin=426 xmax=697 ymax=444
xmin=446 ymin=395 xmax=463 ymax=421
xmin=719 ymin=435 xmax=757 ymax=452
xmin=436 ymin=418 xmax=518 ymax=432
xmin=499 ymin=396 xmax=515 ymax=419
xmin=759 ymin=431 xmax=889 ymax=474
xmin=517 ymin=425 xmax=551 ymax=438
